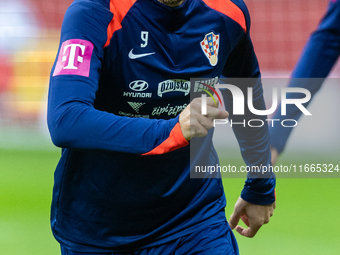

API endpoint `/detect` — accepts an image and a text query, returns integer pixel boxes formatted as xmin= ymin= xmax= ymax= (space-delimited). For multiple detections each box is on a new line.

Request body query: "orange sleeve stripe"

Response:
xmin=202 ymin=0 xmax=247 ymax=32
xmin=142 ymin=123 xmax=189 ymax=156
xmin=104 ymin=0 xmax=137 ymax=47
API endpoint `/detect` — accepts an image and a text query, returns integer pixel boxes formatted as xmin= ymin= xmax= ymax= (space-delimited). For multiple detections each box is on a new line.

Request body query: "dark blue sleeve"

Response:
xmin=270 ymin=0 xmax=340 ymax=153
xmin=222 ymin=3 xmax=276 ymax=205
xmin=47 ymin=2 xmax=188 ymax=155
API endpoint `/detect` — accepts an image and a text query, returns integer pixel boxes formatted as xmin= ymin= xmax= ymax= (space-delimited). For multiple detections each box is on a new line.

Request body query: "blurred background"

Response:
xmin=0 ymin=0 xmax=339 ymax=254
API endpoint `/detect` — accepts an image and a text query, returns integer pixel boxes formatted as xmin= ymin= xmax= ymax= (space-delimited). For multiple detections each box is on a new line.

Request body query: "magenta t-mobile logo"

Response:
xmin=53 ymin=39 xmax=94 ymax=77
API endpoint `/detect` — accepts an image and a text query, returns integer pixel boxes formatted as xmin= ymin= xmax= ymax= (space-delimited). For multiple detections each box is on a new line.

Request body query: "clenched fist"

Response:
xmin=179 ymin=97 xmax=229 ymax=141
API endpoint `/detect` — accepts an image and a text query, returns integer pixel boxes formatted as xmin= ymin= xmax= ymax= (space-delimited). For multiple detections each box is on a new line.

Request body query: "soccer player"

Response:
xmin=270 ymin=0 xmax=340 ymax=164
xmin=48 ymin=0 xmax=276 ymax=254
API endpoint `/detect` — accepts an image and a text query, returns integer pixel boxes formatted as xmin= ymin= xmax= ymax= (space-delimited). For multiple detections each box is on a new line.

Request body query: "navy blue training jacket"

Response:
xmin=48 ymin=0 xmax=275 ymax=252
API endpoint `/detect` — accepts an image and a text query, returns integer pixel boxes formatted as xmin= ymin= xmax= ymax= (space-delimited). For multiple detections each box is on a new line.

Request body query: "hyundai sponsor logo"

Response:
xmin=129 ymin=80 xmax=149 ymax=92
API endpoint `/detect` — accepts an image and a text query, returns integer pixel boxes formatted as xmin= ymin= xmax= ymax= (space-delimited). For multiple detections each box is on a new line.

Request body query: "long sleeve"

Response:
xmin=47 ymin=1 xmax=188 ymax=155
xmin=270 ymin=0 xmax=340 ymax=153
xmin=221 ymin=4 xmax=275 ymax=205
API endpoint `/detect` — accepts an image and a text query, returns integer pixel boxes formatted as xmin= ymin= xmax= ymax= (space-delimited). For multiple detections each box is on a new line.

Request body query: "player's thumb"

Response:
xmin=228 ymin=209 xmax=242 ymax=230
xmin=218 ymin=110 xmax=229 ymax=119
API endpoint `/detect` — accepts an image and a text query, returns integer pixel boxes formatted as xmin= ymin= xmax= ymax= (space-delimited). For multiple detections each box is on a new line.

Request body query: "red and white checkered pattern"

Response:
xmin=200 ymin=33 xmax=220 ymax=58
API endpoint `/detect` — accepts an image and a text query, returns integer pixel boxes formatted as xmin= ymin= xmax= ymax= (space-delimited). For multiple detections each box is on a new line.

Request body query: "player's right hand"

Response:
xmin=179 ymin=97 xmax=229 ymax=141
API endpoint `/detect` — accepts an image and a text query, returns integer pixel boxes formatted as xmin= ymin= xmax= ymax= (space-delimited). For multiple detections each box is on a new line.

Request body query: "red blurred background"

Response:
xmin=0 ymin=0 xmax=338 ymax=122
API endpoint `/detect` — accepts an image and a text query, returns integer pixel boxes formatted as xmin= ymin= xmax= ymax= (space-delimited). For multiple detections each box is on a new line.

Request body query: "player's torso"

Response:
xmin=51 ymin=0 xmax=248 ymax=250
xmin=95 ymin=0 xmax=236 ymax=119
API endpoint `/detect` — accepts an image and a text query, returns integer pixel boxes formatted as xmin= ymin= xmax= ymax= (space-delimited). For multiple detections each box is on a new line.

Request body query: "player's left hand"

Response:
xmin=229 ymin=197 xmax=275 ymax=238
